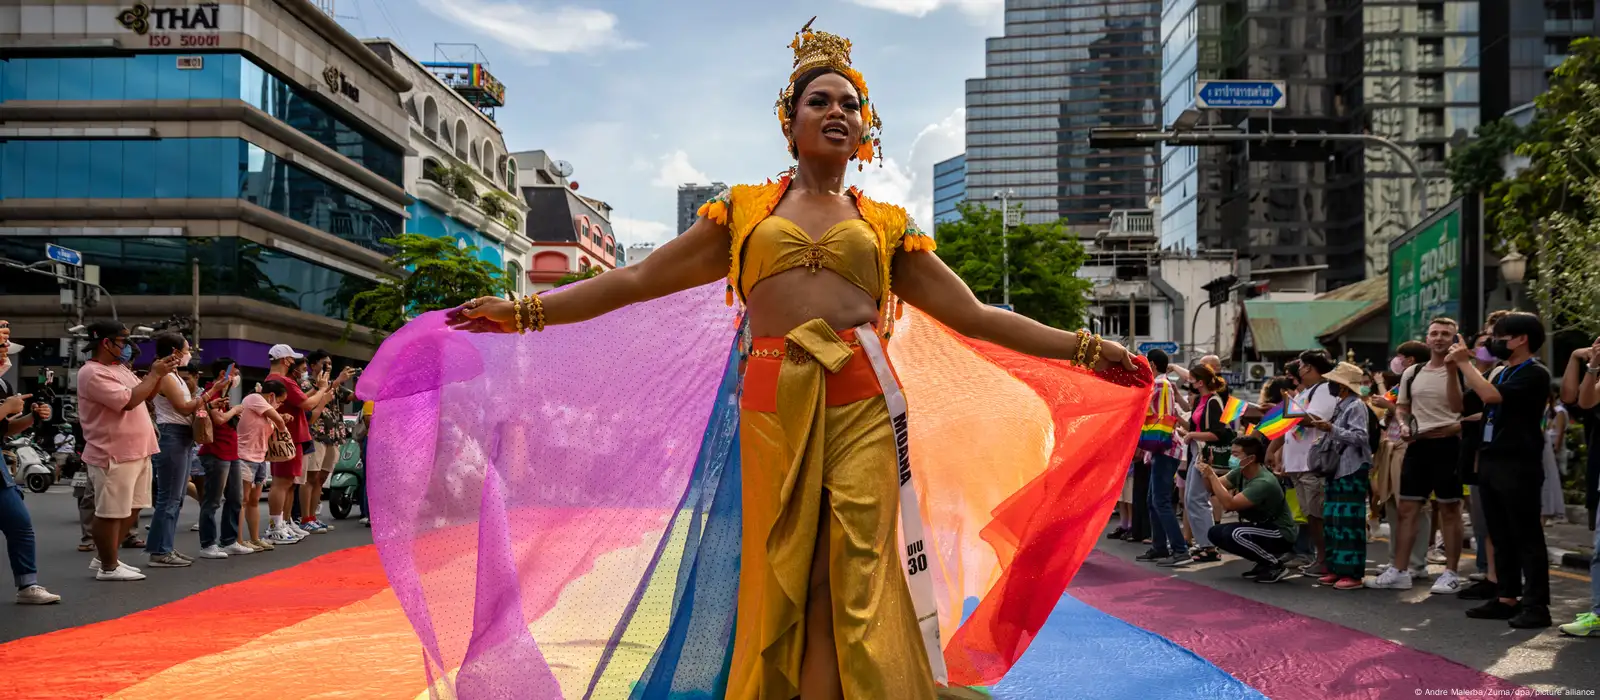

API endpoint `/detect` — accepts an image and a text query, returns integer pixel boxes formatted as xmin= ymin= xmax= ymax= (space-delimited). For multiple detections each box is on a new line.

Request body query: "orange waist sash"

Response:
xmin=740 ymin=327 xmax=893 ymax=413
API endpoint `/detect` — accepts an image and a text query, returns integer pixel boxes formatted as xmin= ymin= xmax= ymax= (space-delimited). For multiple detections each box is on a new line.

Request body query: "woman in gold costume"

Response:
xmin=449 ymin=19 xmax=1143 ymax=699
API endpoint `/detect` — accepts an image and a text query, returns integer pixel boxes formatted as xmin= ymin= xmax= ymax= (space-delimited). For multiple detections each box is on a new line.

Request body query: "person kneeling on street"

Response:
xmin=1200 ymin=433 xmax=1300 ymax=583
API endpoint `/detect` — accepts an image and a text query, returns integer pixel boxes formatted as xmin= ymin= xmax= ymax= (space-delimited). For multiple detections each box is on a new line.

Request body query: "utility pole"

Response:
xmin=191 ymin=258 xmax=202 ymax=355
xmin=992 ymin=189 xmax=1016 ymax=308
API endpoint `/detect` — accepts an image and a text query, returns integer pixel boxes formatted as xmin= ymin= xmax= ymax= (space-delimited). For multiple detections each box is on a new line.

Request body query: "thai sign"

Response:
xmin=1389 ymin=207 xmax=1461 ymax=344
xmin=115 ymin=2 xmax=222 ymax=47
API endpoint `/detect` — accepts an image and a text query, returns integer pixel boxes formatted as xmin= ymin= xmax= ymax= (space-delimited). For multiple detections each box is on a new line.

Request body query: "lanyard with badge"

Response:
xmin=1482 ymin=359 xmax=1533 ymax=444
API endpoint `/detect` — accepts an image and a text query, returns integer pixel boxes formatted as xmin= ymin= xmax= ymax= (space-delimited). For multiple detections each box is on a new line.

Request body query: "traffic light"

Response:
xmin=1243 ymin=281 xmax=1270 ymax=299
xmin=1201 ymin=275 xmax=1238 ymax=308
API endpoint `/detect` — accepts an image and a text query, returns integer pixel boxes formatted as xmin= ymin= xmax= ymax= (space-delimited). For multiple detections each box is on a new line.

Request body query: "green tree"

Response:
xmin=348 ymin=233 xmax=509 ymax=335
xmin=1445 ymin=37 xmax=1600 ymax=335
xmin=933 ymin=202 xmax=1092 ymax=331
xmin=554 ymin=265 xmax=603 ymax=288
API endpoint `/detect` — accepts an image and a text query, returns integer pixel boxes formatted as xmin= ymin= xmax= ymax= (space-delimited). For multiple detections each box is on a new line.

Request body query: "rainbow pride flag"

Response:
xmin=1385 ymin=386 xmax=1399 ymax=403
xmin=1254 ymin=402 xmax=1302 ymax=441
xmin=1220 ymin=396 xmax=1246 ymax=424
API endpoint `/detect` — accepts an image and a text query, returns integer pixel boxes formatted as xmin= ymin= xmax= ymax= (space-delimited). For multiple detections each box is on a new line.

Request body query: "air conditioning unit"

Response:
xmin=1245 ymin=362 xmax=1276 ymax=383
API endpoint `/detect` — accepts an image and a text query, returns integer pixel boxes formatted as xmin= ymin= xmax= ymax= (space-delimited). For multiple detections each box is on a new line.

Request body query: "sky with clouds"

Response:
xmin=333 ymin=0 xmax=1003 ymax=248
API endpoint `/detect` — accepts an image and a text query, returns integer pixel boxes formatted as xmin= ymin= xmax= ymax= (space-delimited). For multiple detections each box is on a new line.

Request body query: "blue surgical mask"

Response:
xmin=118 ymin=343 xmax=134 ymax=363
xmin=1228 ymin=455 xmax=1241 ymax=468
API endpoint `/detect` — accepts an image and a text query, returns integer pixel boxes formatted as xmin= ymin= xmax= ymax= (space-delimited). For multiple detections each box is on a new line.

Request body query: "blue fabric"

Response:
xmin=991 ymin=593 xmax=1264 ymax=699
xmin=146 ymin=423 xmax=193 ymax=556
xmin=605 ymin=340 xmax=744 ymax=700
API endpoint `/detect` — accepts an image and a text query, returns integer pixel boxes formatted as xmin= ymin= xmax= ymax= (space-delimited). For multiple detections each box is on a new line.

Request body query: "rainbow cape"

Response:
xmin=1219 ymin=396 xmax=1246 ymax=424
xmin=352 ymin=283 xmax=1153 ymax=696
xmin=1254 ymin=402 xmax=1302 ymax=441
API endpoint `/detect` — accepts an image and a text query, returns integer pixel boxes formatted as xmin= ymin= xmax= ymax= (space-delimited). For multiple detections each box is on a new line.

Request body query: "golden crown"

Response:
xmin=776 ymin=17 xmax=882 ymax=167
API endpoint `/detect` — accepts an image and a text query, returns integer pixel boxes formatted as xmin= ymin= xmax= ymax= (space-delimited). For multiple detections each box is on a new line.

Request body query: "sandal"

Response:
xmin=123 ymin=537 xmax=146 ymax=549
xmin=77 ymin=543 xmax=95 ymax=552
xmin=1193 ymin=549 xmax=1221 ymax=563
xmin=1318 ymin=573 xmax=1340 ymax=585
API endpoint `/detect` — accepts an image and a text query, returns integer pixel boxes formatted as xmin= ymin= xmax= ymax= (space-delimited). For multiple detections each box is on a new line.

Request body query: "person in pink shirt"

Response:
xmin=235 ymin=380 xmax=289 ymax=547
xmin=77 ymin=321 xmax=181 ymax=581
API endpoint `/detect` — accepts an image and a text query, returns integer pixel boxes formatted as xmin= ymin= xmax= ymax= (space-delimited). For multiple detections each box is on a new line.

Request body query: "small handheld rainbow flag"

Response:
xmin=1220 ymin=396 xmax=1246 ymax=424
xmin=1254 ymin=402 xmax=1302 ymax=441
xmin=1384 ymin=386 xmax=1399 ymax=403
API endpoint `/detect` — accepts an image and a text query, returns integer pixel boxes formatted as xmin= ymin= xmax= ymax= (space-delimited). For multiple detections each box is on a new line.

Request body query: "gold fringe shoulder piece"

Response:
xmin=723 ymin=177 xmax=793 ymax=306
xmin=696 ymin=187 xmax=732 ymax=226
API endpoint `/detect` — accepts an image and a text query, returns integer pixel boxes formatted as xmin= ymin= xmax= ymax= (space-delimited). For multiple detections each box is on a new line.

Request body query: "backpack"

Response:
xmin=1365 ymin=402 xmax=1382 ymax=455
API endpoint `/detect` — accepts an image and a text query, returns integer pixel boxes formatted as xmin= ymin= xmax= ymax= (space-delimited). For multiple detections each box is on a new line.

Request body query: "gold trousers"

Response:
xmin=726 ymin=319 xmax=935 ymax=700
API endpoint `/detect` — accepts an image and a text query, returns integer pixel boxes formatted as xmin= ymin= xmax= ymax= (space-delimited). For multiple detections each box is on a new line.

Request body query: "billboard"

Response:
xmin=1389 ymin=205 xmax=1462 ymax=344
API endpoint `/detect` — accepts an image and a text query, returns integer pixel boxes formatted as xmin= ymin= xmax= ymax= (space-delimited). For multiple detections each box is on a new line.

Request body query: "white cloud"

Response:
xmin=849 ymin=107 xmax=966 ymax=229
xmin=650 ymin=150 xmax=711 ymax=188
xmin=420 ymin=0 xmax=639 ymax=55
xmin=611 ymin=216 xmax=674 ymax=247
xmin=845 ymin=0 xmax=1003 ymax=19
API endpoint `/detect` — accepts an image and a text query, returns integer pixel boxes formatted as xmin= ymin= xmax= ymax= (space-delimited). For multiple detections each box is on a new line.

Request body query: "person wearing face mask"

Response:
xmin=1452 ymin=312 xmax=1554 ymax=629
xmin=263 ymin=345 xmax=353 ymax=545
xmin=144 ymin=334 xmax=228 ymax=568
xmin=78 ymin=321 xmax=183 ymax=582
xmin=1558 ymin=335 xmax=1600 ymax=638
xmin=1168 ymin=364 xmax=1234 ymax=567
xmin=1 ymin=320 xmax=62 ymax=604
xmin=1197 ymin=434 xmax=1298 ymax=583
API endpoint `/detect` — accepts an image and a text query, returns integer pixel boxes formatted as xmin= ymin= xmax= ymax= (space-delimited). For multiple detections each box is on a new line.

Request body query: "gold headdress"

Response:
xmin=775 ymin=17 xmax=883 ymax=168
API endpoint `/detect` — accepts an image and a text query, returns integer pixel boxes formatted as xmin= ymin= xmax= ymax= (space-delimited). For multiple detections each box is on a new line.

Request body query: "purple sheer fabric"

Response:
xmin=358 ymin=283 xmax=739 ymax=698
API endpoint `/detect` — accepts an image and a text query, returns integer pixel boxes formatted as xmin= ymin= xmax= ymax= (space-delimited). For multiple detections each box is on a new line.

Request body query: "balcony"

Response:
xmin=1545 ymin=18 xmax=1595 ymax=35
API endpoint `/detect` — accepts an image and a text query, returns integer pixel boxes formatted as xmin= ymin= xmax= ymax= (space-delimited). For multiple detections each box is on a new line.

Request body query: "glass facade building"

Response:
xmin=965 ymin=0 xmax=1161 ymax=227
xmin=933 ymin=153 xmax=967 ymax=226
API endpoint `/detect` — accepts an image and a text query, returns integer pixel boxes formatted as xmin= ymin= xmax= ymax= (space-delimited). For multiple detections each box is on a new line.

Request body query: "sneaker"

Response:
xmin=1559 ymin=612 xmax=1600 ymax=637
xmin=1427 ymin=548 xmax=1446 ymax=565
xmin=1256 ymin=566 xmax=1290 ymax=583
xmin=1136 ymin=548 xmax=1167 ymax=562
xmin=1106 ymin=527 xmax=1129 ymax=540
xmin=1318 ymin=573 xmax=1340 ymax=585
xmin=1457 ymin=579 xmax=1498 ymax=601
xmin=1468 ymin=572 xmax=1487 ymax=582
xmin=95 ymin=567 xmax=146 ymax=582
xmin=1157 ymin=552 xmax=1193 ymax=567
xmin=88 ymin=559 xmax=142 ymax=574
xmin=1334 ymin=577 xmax=1365 ymax=590
xmin=1365 ymin=566 xmax=1413 ymax=590
xmin=267 ymin=529 xmax=301 ymax=545
xmin=196 ymin=545 xmax=229 ymax=560
xmin=1466 ymin=600 xmax=1518 ymax=620
xmin=147 ymin=553 xmax=192 ymax=568
xmin=1243 ymin=564 xmax=1271 ymax=579
xmin=1508 ymin=606 xmax=1553 ymax=629
xmin=315 ymin=520 xmax=334 ymax=532
xmin=1282 ymin=555 xmax=1312 ymax=570
xmin=16 ymin=585 xmax=62 ymax=605
xmin=170 ymin=551 xmax=194 ymax=563
xmin=286 ymin=523 xmax=309 ymax=538
xmin=1429 ymin=570 xmax=1462 ymax=595
xmin=251 ymin=539 xmax=275 ymax=551
xmin=224 ymin=542 xmax=256 ymax=556
xmin=1409 ymin=567 xmax=1432 ymax=581
xmin=360 ymin=517 xmax=370 ymax=527
xmin=189 ymin=522 xmax=200 ymax=531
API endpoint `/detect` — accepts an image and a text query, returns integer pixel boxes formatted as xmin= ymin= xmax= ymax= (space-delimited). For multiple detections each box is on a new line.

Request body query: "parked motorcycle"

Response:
xmin=324 ymin=438 xmax=365 ymax=520
xmin=4 ymin=434 xmax=56 ymax=493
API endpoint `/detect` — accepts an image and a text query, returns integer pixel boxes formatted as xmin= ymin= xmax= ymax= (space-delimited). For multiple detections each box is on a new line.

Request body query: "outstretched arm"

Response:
xmin=451 ymin=218 xmax=731 ymax=332
xmin=890 ymin=250 xmax=1135 ymax=371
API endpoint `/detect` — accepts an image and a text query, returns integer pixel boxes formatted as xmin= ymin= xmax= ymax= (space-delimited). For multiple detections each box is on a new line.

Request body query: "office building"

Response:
xmin=964 ymin=0 xmax=1161 ymax=227
xmin=932 ymin=153 xmax=966 ymax=227
xmin=1158 ymin=0 xmax=1366 ymax=289
xmin=515 ymin=149 xmax=620 ymax=291
xmin=1 ymin=0 xmax=413 ymax=369
xmin=677 ymin=182 xmax=726 ymax=235
xmin=363 ymin=40 xmax=533 ymax=295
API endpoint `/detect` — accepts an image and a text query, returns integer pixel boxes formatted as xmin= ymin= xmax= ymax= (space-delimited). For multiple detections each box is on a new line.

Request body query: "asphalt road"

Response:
xmin=3 ymin=483 xmax=374 ymax=643
xmin=1094 ymin=526 xmax=1600 ymax=695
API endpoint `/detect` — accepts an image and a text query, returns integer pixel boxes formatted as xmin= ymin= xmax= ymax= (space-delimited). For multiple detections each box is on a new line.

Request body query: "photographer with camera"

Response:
xmin=1 ymin=319 xmax=61 ymax=604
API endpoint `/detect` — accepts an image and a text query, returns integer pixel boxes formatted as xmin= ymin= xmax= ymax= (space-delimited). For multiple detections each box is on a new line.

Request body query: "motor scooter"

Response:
xmin=4 ymin=434 xmax=56 ymax=493
xmin=324 ymin=438 xmax=365 ymax=520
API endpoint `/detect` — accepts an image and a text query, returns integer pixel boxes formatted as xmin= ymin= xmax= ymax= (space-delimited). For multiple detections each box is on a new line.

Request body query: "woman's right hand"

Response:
xmin=447 ymin=297 xmax=516 ymax=333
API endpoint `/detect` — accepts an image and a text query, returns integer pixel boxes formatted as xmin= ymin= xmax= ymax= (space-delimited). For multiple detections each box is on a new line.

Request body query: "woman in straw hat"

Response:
xmin=1304 ymin=361 xmax=1375 ymax=590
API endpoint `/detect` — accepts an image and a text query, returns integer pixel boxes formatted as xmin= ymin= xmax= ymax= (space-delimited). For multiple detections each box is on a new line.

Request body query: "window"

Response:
xmin=0 ymin=54 xmax=402 ymax=185
xmin=0 ymin=236 xmax=376 ymax=319
xmin=0 ymin=138 xmax=401 ymax=253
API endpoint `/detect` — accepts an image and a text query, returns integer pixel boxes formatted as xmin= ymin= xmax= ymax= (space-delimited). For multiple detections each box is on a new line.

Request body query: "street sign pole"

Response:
xmin=1196 ymin=80 xmax=1287 ymax=110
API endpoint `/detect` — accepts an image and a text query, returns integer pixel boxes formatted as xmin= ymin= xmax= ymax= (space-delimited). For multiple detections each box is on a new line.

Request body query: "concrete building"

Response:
xmin=1079 ymin=205 xmax=1239 ymax=363
xmin=625 ymin=242 xmax=656 ymax=266
xmin=677 ymin=182 xmax=726 ymax=235
xmin=362 ymin=40 xmax=532 ymax=295
xmin=964 ymin=1 xmax=1161 ymax=227
xmin=514 ymin=149 xmax=619 ymax=291
xmin=932 ymin=153 xmax=966 ymax=228
xmin=1 ymin=0 xmax=414 ymax=370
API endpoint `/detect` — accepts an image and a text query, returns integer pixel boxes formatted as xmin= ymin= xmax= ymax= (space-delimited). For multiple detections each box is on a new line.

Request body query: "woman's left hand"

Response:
xmin=1095 ymin=337 xmax=1139 ymax=372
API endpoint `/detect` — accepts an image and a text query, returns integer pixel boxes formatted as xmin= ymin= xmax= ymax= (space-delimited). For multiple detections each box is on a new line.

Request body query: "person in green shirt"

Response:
xmin=1197 ymin=433 xmax=1300 ymax=583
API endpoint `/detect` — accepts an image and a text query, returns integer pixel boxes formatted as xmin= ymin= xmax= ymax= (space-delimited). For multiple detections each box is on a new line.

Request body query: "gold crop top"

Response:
xmin=739 ymin=215 xmax=882 ymax=300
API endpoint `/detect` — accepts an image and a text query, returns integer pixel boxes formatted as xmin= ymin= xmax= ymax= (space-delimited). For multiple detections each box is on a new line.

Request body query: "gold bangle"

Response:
xmin=1073 ymin=329 xmax=1090 ymax=366
xmin=528 ymin=293 xmax=546 ymax=332
xmin=513 ymin=294 xmax=526 ymax=334
xmin=1088 ymin=335 xmax=1103 ymax=368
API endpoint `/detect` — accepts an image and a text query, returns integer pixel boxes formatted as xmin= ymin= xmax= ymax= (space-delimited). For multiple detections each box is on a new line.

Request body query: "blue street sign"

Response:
xmin=1196 ymin=80 xmax=1286 ymax=110
xmin=45 ymin=243 xmax=82 ymax=267
xmin=1137 ymin=341 xmax=1180 ymax=356
xmin=990 ymin=303 xmax=1014 ymax=312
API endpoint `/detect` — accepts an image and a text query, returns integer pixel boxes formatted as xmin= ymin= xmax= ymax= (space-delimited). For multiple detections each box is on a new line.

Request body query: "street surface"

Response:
xmin=4 ymin=483 xmax=373 ymax=643
xmin=1094 ymin=525 xmax=1600 ymax=695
